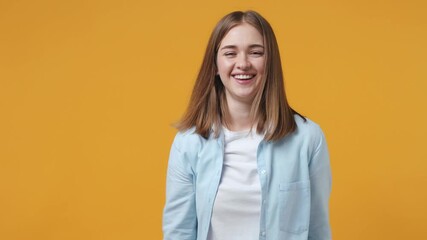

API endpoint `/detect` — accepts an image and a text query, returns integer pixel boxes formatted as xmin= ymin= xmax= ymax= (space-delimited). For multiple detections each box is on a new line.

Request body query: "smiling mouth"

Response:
xmin=232 ymin=74 xmax=255 ymax=80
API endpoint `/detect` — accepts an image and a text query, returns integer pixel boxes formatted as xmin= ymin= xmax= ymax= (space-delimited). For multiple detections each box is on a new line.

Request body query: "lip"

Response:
xmin=232 ymin=73 xmax=256 ymax=76
xmin=232 ymin=75 xmax=256 ymax=85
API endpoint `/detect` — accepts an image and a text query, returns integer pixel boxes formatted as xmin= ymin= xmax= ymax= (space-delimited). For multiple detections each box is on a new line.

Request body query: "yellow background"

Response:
xmin=1 ymin=0 xmax=426 ymax=239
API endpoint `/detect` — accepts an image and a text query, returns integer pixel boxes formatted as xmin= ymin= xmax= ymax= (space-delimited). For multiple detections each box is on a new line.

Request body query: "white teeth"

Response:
xmin=234 ymin=74 xmax=254 ymax=80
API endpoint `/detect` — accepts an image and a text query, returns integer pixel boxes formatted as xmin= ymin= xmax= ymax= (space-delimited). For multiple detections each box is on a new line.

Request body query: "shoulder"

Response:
xmin=277 ymin=114 xmax=326 ymax=151
xmin=294 ymin=114 xmax=324 ymax=139
xmin=172 ymin=127 xmax=207 ymax=153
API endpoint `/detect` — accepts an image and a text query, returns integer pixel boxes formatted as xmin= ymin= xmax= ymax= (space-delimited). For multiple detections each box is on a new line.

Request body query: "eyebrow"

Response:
xmin=219 ymin=44 xmax=264 ymax=51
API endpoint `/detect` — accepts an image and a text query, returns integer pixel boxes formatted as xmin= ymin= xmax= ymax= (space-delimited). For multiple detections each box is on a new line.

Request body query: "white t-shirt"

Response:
xmin=207 ymin=127 xmax=264 ymax=240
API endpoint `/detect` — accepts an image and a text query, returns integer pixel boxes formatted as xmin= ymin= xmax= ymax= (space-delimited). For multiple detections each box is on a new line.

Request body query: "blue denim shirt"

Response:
xmin=163 ymin=115 xmax=332 ymax=240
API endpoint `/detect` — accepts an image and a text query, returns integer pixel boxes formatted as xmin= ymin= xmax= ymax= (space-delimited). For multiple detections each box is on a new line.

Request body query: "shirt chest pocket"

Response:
xmin=279 ymin=181 xmax=311 ymax=234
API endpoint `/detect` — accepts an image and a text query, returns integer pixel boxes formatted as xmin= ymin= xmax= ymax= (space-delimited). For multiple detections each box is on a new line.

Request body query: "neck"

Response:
xmin=225 ymin=98 xmax=253 ymax=131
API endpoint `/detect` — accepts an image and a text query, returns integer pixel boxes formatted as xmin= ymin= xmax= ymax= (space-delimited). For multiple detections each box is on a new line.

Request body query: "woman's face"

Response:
xmin=216 ymin=23 xmax=266 ymax=105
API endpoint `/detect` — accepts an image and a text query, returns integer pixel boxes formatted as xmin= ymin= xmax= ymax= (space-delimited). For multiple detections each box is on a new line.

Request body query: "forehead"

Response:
xmin=219 ymin=23 xmax=264 ymax=47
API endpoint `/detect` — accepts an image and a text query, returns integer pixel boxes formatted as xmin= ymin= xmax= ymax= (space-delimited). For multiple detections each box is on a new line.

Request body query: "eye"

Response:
xmin=250 ymin=51 xmax=264 ymax=57
xmin=224 ymin=52 xmax=237 ymax=57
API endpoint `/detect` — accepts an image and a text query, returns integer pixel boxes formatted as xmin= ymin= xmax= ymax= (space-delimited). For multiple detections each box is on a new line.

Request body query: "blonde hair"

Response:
xmin=176 ymin=10 xmax=305 ymax=141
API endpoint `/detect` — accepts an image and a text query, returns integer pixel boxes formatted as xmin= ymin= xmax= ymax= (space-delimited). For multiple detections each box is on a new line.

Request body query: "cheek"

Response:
xmin=255 ymin=59 xmax=266 ymax=73
xmin=217 ymin=61 xmax=232 ymax=75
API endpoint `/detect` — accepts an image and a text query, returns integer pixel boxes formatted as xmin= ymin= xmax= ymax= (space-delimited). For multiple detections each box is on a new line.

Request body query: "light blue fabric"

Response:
xmin=163 ymin=115 xmax=332 ymax=240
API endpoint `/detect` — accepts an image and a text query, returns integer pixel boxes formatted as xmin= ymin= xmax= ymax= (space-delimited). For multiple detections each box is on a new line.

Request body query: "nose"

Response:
xmin=236 ymin=54 xmax=251 ymax=70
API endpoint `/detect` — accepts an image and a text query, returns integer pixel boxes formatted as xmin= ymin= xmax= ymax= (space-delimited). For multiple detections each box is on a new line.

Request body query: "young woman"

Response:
xmin=163 ymin=10 xmax=332 ymax=240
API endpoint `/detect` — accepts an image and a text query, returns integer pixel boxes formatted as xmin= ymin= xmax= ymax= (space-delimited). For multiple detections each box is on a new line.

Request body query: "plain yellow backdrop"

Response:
xmin=1 ymin=0 xmax=426 ymax=239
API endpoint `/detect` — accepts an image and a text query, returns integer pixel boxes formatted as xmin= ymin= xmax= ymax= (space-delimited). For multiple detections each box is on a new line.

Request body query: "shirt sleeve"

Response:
xmin=308 ymin=127 xmax=332 ymax=240
xmin=162 ymin=134 xmax=197 ymax=240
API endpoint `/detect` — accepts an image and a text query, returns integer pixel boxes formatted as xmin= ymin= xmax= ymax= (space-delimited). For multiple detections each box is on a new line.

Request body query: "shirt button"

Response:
xmin=261 ymin=231 xmax=266 ymax=236
xmin=260 ymin=169 xmax=266 ymax=175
